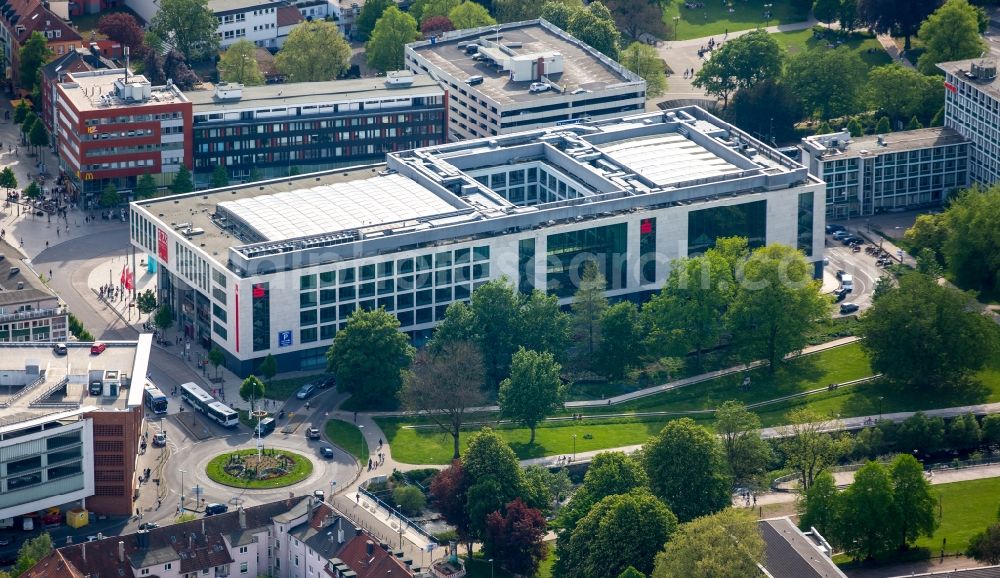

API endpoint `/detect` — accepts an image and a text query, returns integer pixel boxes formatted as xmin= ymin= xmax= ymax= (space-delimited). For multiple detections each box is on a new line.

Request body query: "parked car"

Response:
xmin=826 ymin=224 xmax=846 ymax=234
xmin=52 ymin=343 xmax=67 ymax=356
xmin=296 ymin=383 xmax=316 ymax=399
xmin=319 ymin=446 xmax=335 ymax=459
xmin=832 ymin=230 xmax=850 ymax=240
xmin=313 ymin=489 xmax=325 ymax=501
xmin=840 ymin=303 xmax=860 ymax=314
xmin=841 ymin=236 xmax=862 ymax=245
xmin=204 ymin=503 xmax=228 ymax=516
xmin=834 ymin=288 xmax=849 ymax=303
xmin=138 ymin=522 xmax=159 ymax=531
xmin=529 ymin=82 xmax=549 ymax=93
xmin=90 ymin=342 xmax=107 ymax=355
xmin=152 ymin=432 xmax=167 ymax=447
xmin=835 ymin=269 xmax=846 ymax=280
xmin=317 ymin=376 xmax=336 ymax=389
xmin=306 ymin=427 xmax=321 ymax=440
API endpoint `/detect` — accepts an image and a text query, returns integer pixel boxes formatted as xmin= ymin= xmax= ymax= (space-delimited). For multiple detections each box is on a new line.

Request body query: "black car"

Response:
xmin=317 ymin=376 xmax=336 ymax=389
xmin=319 ymin=446 xmax=335 ymax=459
xmin=840 ymin=303 xmax=860 ymax=314
xmin=841 ymin=236 xmax=862 ymax=245
xmin=835 ymin=269 xmax=846 ymax=280
xmin=826 ymin=224 xmax=846 ymax=234
xmin=138 ymin=522 xmax=159 ymax=531
xmin=834 ymin=288 xmax=849 ymax=303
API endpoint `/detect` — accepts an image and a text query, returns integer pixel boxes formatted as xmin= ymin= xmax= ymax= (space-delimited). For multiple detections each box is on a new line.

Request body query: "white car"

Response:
xmin=529 ymin=82 xmax=549 ymax=93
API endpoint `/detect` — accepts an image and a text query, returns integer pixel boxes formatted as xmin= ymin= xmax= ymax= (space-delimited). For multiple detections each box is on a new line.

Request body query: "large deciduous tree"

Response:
xmin=857 ymin=0 xmax=941 ymax=51
xmin=462 ymin=428 xmax=526 ymax=538
xmin=859 ymin=272 xmax=1000 ymax=386
xmin=726 ymin=80 xmax=802 ymax=145
xmin=421 ymin=15 xmax=455 ymax=35
xmin=594 ymin=301 xmax=643 ymax=380
xmin=429 ymin=462 xmax=473 ymax=550
xmin=498 ymin=348 xmax=564 ymax=444
xmin=651 ymin=508 xmax=765 ymax=578
xmin=326 ymin=307 xmax=415 ymax=408
xmin=797 ymin=470 xmax=839 ymax=536
xmin=448 ymin=1 xmax=495 ymax=28
xmin=642 ymin=418 xmax=731 ymax=522
xmin=561 ymin=489 xmax=678 ymax=578
xmin=402 ymin=341 xmax=487 ymax=459
xmin=783 ymin=47 xmax=867 ymax=119
xmin=606 ymin=0 xmax=666 ymax=41
xmin=917 ymin=0 xmax=985 ymax=75
xmin=693 ymin=30 xmax=783 ymax=108
xmin=355 ymin=0 xmax=394 ymax=40
xmin=366 ymin=7 xmax=421 ymax=73
xmin=484 ymin=499 xmax=548 ymax=576
xmin=97 ymin=12 xmax=146 ymax=57
xmin=715 ymin=400 xmax=772 ymax=486
xmin=726 ymin=244 xmax=829 ymax=372
xmin=276 ymin=21 xmax=351 ymax=81
xmin=218 ymin=40 xmax=265 ymax=85
xmin=18 ymin=32 xmax=51 ymax=91
xmin=867 ymin=65 xmax=943 ymax=125
xmin=150 ymin=0 xmax=220 ymax=61
xmin=619 ymin=43 xmax=667 ymax=97
xmin=780 ymin=408 xmax=849 ymax=489
xmin=941 ymin=186 xmax=1000 ymax=298
xmin=969 ymin=524 xmax=1000 ymax=565
xmin=239 ymin=375 xmax=266 ymax=413
xmin=835 ymin=461 xmax=898 ymax=560
xmin=890 ymin=453 xmax=939 ymax=550
xmin=568 ymin=2 xmax=620 ymax=59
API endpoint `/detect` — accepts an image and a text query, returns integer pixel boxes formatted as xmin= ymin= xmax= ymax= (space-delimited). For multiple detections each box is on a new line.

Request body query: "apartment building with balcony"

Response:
xmin=0 ymin=240 xmax=67 ymax=342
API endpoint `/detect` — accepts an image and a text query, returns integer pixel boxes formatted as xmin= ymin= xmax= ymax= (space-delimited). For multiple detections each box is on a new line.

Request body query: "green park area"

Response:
xmin=772 ymin=28 xmax=893 ymax=70
xmin=916 ymin=477 xmax=1000 ymax=557
xmin=663 ymin=0 xmax=810 ymax=41
xmin=324 ymin=418 xmax=369 ymax=465
xmin=378 ymin=343 xmax=1000 ymax=465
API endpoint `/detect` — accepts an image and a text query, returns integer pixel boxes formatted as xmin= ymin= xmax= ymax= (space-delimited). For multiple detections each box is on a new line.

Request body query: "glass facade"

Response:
xmin=252 ymin=282 xmax=270 ymax=352
xmin=687 ymin=201 xmax=766 ymax=255
xmin=519 ymin=238 xmax=535 ymax=294
xmin=640 ymin=217 xmax=657 ymax=285
xmin=546 ymin=224 xmax=628 ymax=298
xmin=797 ymin=193 xmax=814 ymax=257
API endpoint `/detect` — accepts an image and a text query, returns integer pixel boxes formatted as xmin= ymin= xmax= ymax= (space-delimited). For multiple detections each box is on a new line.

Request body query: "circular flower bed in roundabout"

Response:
xmin=206 ymin=449 xmax=313 ymax=489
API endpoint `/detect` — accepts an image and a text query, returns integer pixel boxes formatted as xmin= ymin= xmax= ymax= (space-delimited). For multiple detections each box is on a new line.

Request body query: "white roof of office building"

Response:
xmin=218 ymin=174 xmax=462 ymax=241
xmin=600 ymin=133 xmax=742 ymax=186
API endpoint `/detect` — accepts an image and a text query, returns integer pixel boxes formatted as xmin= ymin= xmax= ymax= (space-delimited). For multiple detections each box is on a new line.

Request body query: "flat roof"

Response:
xmin=219 ymin=173 xmax=465 ymax=242
xmin=938 ymin=58 xmax=1000 ymax=100
xmin=58 ymin=70 xmax=188 ymax=113
xmin=0 ymin=240 xmax=59 ymax=306
xmin=804 ymin=127 xmax=967 ymax=160
xmin=599 ymin=133 xmax=742 ymax=186
xmin=187 ymin=75 xmax=443 ymax=113
xmin=208 ymin=0 xmax=272 ymax=13
xmin=408 ymin=20 xmax=641 ymax=106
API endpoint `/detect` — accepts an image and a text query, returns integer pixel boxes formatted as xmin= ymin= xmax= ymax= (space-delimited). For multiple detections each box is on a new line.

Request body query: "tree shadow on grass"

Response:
xmin=839 ymin=377 xmax=991 ymax=419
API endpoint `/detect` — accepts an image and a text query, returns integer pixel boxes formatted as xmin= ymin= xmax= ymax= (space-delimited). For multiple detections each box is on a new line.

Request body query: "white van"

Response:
xmin=841 ymin=274 xmax=854 ymax=292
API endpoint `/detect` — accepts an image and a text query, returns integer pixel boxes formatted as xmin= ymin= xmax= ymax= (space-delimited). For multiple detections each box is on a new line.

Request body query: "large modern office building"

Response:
xmin=938 ymin=58 xmax=1000 ymax=185
xmin=0 ymin=336 xmax=152 ymax=523
xmin=130 ymin=107 xmax=824 ymax=374
xmin=405 ymin=19 xmax=647 ymax=141
xmin=799 ymin=127 xmax=970 ymax=218
xmin=186 ymin=73 xmax=447 ymax=185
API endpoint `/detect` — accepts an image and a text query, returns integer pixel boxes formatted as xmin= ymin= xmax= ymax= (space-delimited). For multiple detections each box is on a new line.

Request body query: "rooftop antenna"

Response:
xmin=124 ymin=46 xmax=129 ymax=84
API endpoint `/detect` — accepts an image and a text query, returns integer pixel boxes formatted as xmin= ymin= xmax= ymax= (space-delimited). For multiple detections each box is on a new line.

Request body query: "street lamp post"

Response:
xmin=489 ymin=558 xmax=494 ymax=578
xmin=572 ymin=434 xmax=577 ymax=462
xmin=763 ymin=3 xmax=773 ymax=27
xmin=179 ymin=469 xmax=186 ymax=513
xmin=878 ymin=396 xmax=884 ymax=421
xmin=672 ymin=16 xmax=680 ymax=41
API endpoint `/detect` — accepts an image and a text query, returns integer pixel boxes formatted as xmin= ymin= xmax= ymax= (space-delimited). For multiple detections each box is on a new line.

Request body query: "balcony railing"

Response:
xmin=0 ymin=307 xmax=66 ymax=324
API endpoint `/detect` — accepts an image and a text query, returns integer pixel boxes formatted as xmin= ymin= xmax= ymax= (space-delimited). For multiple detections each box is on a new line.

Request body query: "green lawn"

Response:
xmin=325 ymin=418 xmax=369 ymax=465
xmin=205 ymin=449 xmax=313 ymax=488
xmin=663 ymin=0 xmax=811 ymax=41
xmin=772 ymin=29 xmax=893 ymax=70
xmin=265 ymin=374 xmax=326 ymax=401
xmin=917 ymin=477 xmax=1000 ymax=556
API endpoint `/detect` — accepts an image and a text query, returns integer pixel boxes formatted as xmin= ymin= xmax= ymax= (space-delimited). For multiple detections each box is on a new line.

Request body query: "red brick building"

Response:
xmin=54 ymin=68 xmax=192 ymax=200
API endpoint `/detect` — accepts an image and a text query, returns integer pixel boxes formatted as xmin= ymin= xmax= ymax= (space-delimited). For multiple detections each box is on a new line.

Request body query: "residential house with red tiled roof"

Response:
xmin=0 ymin=0 xmax=82 ymax=88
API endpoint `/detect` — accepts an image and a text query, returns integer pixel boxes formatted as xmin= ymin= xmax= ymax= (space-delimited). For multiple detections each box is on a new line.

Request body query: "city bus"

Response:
xmin=178 ymin=382 xmax=239 ymax=428
xmin=143 ymin=383 xmax=168 ymax=415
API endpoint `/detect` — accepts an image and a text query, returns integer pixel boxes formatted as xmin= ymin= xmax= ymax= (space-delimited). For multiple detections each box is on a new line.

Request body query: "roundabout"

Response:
xmin=206 ymin=448 xmax=313 ymax=489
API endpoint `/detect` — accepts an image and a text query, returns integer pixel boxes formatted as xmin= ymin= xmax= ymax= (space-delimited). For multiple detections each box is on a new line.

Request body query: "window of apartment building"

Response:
xmin=241 ymin=562 xmax=248 ymax=574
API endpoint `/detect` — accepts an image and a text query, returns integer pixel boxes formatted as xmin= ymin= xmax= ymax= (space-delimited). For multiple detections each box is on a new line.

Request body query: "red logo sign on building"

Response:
xmin=157 ymin=229 xmax=169 ymax=262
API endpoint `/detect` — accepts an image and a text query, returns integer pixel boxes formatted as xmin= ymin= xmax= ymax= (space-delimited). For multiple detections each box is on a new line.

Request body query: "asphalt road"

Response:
xmin=823 ymin=234 xmax=885 ymax=315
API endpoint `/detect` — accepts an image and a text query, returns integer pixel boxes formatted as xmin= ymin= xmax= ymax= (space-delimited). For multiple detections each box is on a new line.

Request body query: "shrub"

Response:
xmin=393 ymin=485 xmax=426 ymax=516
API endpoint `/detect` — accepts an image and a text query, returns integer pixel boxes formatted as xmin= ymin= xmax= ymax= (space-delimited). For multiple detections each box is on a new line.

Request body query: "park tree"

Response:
xmin=904 ymin=213 xmax=946 ymax=258
xmin=210 ymin=165 xmax=229 ymax=188
xmin=522 ymin=465 xmax=571 ymax=514
xmin=839 ymin=0 xmax=859 ymax=29
xmin=568 ymin=2 xmax=620 ymax=59
xmin=218 ymin=40 xmax=265 ymax=85
xmin=150 ymin=0 xmax=220 ymax=60
xmin=435 ymin=278 xmax=518 ymax=386
xmin=642 ymin=418 xmax=731 ymax=522
xmin=154 ymin=304 xmax=174 ymax=331
xmin=606 ymin=0 xmax=666 ymax=41
xmin=356 ymin=0 xmax=393 ymax=40
xmin=890 ymin=453 xmax=939 ymax=550
xmin=594 ymin=301 xmax=643 ymax=380
xmin=835 ymin=461 xmax=898 ymax=560
xmin=208 ymin=346 xmax=225 ymax=379
xmin=948 ymin=412 xmax=982 ymax=448
xmin=572 ymin=261 xmax=608 ymax=359
xmin=715 ymin=400 xmax=772 ymax=486
xmin=726 ymin=244 xmax=829 ymax=371
xmin=239 ymin=375 xmax=266 ymax=413
xmin=917 ymin=0 xmax=985 ymax=75
xmin=19 ymin=32 xmax=51 ymax=91
xmin=137 ymin=289 xmax=158 ymax=316
xmin=645 ymin=252 xmax=732 ymax=364
xmin=859 ymin=272 xmax=1000 ymax=386
xmin=326 ymin=307 xmax=415 ymax=408
xmin=941 ymin=185 xmax=1000 ymax=298
xmin=449 ymin=1 xmax=495 ymax=28
xmin=463 ymin=428 xmax=525 ymax=537
xmin=171 ymin=166 xmax=194 ymax=194
xmin=366 ymin=8 xmax=421 ymax=72
xmin=11 ymin=533 xmax=53 ymax=577
xmin=421 ymin=15 xmax=455 ymax=35
xmin=143 ymin=50 xmax=167 ymax=85
xmin=813 ymin=0 xmax=841 ymax=24
xmin=98 ymin=13 xmax=146 ymax=57
xmin=969 ymin=523 xmax=1000 ymax=565
xmin=781 ymin=408 xmax=849 ymax=489
xmin=651 ymin=508 xmax=764 ymax=578
xmin=402 ymin=341 xmax=487 ymax=459
xmin=784 ymin=47 xmax=867 ymax=119
xmin=693 ymin=30 xmax=783 ymax=108
xmin=484 ymin=499 xmax=548 ymax=576
xmin=853 ymin=425 xmax=888 ymax=460
xmin=895 ymin=412 xmax=947 ymax=455
xmin=560 ymin=489 xmax=678 ymax=578
xmin=857 ymin=0 xmax=940 ymax=51
xmin=797 ymin=470 xmax=839 ymax=536
xmin=276 ymin=21 xmax=351 ymax=81
xmin=540 ymin=0 xmax=580 ymax=28
xmin=555 ymin=451 xmax=648 ymax=551
xmin=867 ymin=65 xmax=943 ymax=125
xmin=429 ymin=462 xmax=473 ymax=550
xmin=620 ymin=43 xmax=667 ymax=97
xmin=726 ymin=80 xmax=802 ymax=144
xmin=493 ymin=0 xmax=541 ymax=22
xmin=393 ymin=485 xmax=426 ymax=515
xmin=413 ymin=0 xmax=461 ymax=22
xmin=518 ymin=289 xmax=571 ymax=361
xmin=135 ymin=172 xmax=156 ymax=199
xmin=498 ymin=348 xmax=564 ymax=444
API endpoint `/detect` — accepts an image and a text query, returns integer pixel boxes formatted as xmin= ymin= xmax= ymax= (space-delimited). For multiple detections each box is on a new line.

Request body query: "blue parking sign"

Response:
xmin=278 ymin=330 xmax=293 ymax=347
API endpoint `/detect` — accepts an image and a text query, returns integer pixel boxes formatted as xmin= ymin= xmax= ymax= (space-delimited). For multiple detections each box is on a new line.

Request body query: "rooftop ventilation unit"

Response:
xmin=971 ymin=59 xmax=998 ymax=82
